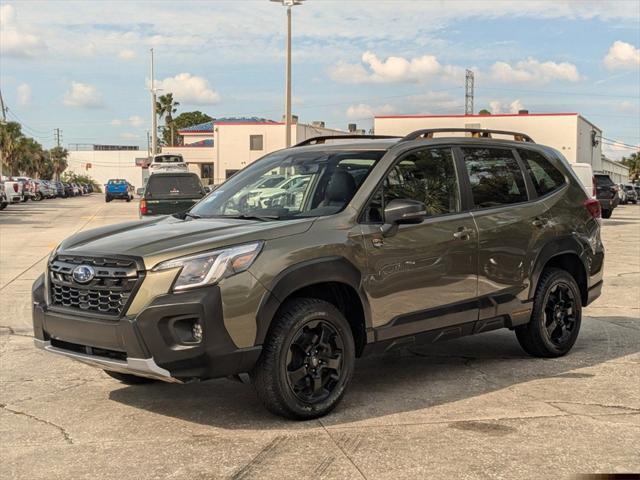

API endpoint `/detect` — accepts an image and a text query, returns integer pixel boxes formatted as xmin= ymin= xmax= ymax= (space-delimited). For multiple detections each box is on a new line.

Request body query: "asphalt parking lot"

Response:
xmin=1 ymin=195 xmax=638 ymax=479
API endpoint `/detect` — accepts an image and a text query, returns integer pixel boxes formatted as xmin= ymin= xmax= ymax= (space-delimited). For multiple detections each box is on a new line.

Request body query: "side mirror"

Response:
xmin=204 ymin=186 xmax=212 ymax=193
xmin=383 ymin=199 xmax=426 ymax=228
xmin=136 ymin=188 xmax=145 ymax=196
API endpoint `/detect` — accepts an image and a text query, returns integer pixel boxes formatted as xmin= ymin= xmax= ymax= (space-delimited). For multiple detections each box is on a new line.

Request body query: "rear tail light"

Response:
xmin=13 ymin=184 xmax=18 ymax=193
xmin=584 ymin=198 xmax=601 ymax=219
xmin=139 ymin=199 xmax=147 ymax=215
xmin=592 ymin=176 xmax=596 ymax=197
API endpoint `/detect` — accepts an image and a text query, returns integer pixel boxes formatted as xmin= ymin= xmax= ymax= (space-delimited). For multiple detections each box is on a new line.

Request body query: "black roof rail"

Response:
xmin=401 ymin=128 xmax=535 ymax=143
xmin=294 ymin=134 xmax=401 ymax=147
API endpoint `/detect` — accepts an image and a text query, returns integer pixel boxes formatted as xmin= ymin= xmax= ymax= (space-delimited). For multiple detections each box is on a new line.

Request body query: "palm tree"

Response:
xmin=0 ymin=121 xmax=24 ymax=175
xmin=620 ymin=152 xmax=640 ymax=181
xmin=155 ymin=93 xmax=180 ymax=146
xmin=49 ymin=146 xmax=68 ymax=181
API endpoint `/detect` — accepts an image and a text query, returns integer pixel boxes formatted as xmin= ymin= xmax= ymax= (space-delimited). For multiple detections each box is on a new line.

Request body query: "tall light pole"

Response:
xmin=271 ymin=0 xmax=304 ymax=147
xmin=150 ymin=48 xmax=158 ymax=156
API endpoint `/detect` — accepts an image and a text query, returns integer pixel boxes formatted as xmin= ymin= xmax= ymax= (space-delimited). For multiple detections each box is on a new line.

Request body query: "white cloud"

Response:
xmin=603 ymin=41 xmax=640 ymax=71
xmin=120 ymin=132 xmax=140 ymax=140
xmin=489 ymin=100 xmax=502 ymax=114
xmin=0 ymin=4 xmax=46 ymax=57
xmin=602 ymin=139 xmax=640 ymax=160
xmin=509 ymin=99 xmax=525 ymax=114
xmin=63 ymin=82 xmax=104 ymax=108
xmin=617 ymin=100 xmax=639 ymax=113
xmin=110 ymin=119 xmax=123 ymax=126
xmin=489 ymin=58 xmax=582 ymax=84
xmin=128 ymin=115 xmax=145 ymax=127
xmin=17 ymin=83 xmax=31 ymax=106
xmin=118 ymin=49 xmax=136 ymax=60
xmin=329 ymin=51 xmax=462 ymax=84
xmin=153 ymin=73 xmax=220 ymax=105
xmin=346 ymin=103 xmax=395 ymax=120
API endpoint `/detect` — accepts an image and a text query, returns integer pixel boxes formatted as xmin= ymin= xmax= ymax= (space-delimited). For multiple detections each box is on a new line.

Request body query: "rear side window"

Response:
xmin=146 ymin=175 xmax=203 ymax=197
xmin=518 ymin=149 xmax=565 ymax=197
xmin=595 ymin=175 xmax=614 ymax=187
xmin=462 ymin=148 xmax=528 ymax=209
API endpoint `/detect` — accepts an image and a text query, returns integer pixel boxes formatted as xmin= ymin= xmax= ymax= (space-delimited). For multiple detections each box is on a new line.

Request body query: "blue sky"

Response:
xmin=1 ymin=0 xmax=639 ymax=158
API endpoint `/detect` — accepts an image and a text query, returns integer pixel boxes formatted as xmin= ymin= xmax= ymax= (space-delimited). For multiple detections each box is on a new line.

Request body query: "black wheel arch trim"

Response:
xmin=254 ymin=256 xmax=372 ymax=346
xmin=529 ymin=236 xmax=590 ymax=304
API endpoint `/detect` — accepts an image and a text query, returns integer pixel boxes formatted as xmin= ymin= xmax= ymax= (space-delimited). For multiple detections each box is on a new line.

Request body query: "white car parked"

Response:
xmin=149 ymin=153 xmax=188 ymax=175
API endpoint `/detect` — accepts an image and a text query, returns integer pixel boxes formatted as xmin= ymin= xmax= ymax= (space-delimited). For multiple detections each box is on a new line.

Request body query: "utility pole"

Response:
xmin=54 ymin=128 xmax=62 ymax=147
xmin=0 ymin=88 xmax=6 ymax=178
xmin=150 ymin=48 xmax=158 ymax=157
xmin=465 ymin=69 xmax=474 ymax=115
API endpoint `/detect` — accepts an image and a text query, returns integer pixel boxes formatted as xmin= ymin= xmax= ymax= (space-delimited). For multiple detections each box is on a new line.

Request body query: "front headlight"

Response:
xmin=151 ymin=241 xmax=263 ymax=291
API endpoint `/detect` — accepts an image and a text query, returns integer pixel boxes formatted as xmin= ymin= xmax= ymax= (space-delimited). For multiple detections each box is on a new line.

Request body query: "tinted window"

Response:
xmin=108 ymin=179 xmax=126 ymax=184
xmin=146 ymin=175 xmax=203 ymax=197
xmin=153 ymin=155 xmax=184 ymax=163
xmin=462 ymin=148 xmax=528 ymax=208
xmin=595 ymin=175 xmax=614 ymax=187
xmin=364 ymin=147 xmax=460 ymax=223
xmin=250 ymin=135 xmax=264 ymax=151
xmin=519 ymin=149 xmax=565 ymax=196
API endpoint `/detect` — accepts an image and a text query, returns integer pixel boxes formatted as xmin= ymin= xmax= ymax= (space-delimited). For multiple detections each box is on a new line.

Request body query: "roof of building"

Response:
xmin=375 ymin=113 xmax=579 ymax=119
xmin=179 ymin=117 xmax=281 ymax=134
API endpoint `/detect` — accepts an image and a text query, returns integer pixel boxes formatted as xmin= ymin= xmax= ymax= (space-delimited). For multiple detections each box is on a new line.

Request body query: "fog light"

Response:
xmin=192 ymin=322 xmax=203 ymax=343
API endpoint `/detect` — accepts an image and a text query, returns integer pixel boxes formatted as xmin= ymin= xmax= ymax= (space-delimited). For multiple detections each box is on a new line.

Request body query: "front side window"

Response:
xmin=519 ymin=149 xmax=565 ymax=197
xmin=462 ymin=148 xmax=528 ymax=208
xmin=191 ymin=150 xmax=384 ymax=220
xmin=250 ymin=135 xmax=264 ymax=151
xmin=364 ymin=147 xmax=460 ymax=223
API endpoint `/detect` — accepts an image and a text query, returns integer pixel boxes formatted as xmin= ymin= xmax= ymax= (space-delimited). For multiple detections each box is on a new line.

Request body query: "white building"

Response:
xmin=67 ymin=145 xmax=146 ymax=189
xmin=162 ymin=117 xmax=346 ymax=185
xmin=374 ymin=112 xmax=629 ymax=183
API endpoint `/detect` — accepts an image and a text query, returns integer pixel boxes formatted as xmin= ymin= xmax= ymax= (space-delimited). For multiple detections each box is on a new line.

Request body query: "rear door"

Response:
xmin=458 ymin=146 xmax=557 ymax=324
xmin=144 ymin=174 xmax=205 ymax=215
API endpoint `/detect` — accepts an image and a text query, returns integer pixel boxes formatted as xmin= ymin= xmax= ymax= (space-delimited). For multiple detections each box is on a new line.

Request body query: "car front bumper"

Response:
xmin=32 ymin=274 xmax=261 ymax=382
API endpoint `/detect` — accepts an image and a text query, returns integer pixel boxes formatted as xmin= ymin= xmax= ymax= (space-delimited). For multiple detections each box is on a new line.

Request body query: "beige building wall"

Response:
xmin=163 ymin=122 xmax=346 ymax=185
xmin=374 ymin=113 xmax=603 ymax=165
xmin=67 ymin=150 xmax=145 ymax=189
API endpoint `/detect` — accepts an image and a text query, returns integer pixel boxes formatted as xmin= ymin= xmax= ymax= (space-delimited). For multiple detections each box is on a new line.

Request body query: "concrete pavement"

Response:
xmin=1 ymin=195 xmax=638 ymax=479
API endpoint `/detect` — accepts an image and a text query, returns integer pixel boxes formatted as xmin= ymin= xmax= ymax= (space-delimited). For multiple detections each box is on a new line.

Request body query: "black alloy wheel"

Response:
xmin=542 ymin=282 xmax=578 ymax=348
xmin=285 ymin=319 xmax=344 ymax=404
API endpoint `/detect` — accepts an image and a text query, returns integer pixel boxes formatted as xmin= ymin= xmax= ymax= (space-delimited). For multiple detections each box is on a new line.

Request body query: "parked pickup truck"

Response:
xmin=1 ymin=176 xmax=24 ymax=203
xmin=105 ymin=179 xmax=134 ymax=202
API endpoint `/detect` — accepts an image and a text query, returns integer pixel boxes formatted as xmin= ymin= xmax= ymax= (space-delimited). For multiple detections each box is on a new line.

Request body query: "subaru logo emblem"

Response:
xmin=72 ymin=265 xmax=95 ymax=284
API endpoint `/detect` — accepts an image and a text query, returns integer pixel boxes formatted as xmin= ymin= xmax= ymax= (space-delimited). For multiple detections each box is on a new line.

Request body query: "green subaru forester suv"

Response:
xmin=32 ymin=128 xmax=604 ymax=419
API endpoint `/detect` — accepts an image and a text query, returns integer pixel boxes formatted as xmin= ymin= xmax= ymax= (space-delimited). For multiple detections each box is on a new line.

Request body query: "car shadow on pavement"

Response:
xmin=108 ymin=316 xmax=639 ymax=429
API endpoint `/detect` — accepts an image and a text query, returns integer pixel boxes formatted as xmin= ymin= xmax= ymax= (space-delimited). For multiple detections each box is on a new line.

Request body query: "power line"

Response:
xmin=479 ymin=86 xmax=640 ymax=99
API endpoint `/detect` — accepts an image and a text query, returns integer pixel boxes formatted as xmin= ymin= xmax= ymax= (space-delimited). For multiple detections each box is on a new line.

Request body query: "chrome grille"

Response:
xmin=49 ymin=255 xmax=140 ymax=316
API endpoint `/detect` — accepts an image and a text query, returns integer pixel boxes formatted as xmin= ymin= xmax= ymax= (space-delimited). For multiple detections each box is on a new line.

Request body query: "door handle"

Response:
xmin=453 ymin=227 xmax=473 ymax=241
xmin=532 ymin=217 xmax=549 ymax=228
xmin=372 ymin=238 xmax=384 ymax=248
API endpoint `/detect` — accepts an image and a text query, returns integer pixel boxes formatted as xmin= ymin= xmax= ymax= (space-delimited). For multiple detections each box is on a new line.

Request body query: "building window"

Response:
xmin=201 ymin=163 xmax=214 ymax=183
xmin=250 ymin=135 xmax=264 ymax=151
xmin=226 ymin=169 xmax=240 ymax=179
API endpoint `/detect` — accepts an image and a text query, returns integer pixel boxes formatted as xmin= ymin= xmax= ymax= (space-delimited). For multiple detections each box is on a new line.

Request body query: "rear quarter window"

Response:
xmin=518 ymin=149 xmax=566 ymax=197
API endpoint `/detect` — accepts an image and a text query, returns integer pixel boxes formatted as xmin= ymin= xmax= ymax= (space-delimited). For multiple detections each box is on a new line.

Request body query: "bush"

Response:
xmin=61 ymin=172 xmax=102 ymax=193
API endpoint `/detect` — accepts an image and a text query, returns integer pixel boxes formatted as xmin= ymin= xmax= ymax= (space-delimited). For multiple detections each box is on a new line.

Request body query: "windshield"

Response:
xmin=191 ymin=150 xmax=384 ymax=219
xmin=146 ymin=175 xmax=203 ymax=197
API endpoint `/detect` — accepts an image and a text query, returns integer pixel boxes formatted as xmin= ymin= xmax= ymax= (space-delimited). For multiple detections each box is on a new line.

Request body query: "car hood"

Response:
xmin=58 ymin=216 xmax=315 ymax=269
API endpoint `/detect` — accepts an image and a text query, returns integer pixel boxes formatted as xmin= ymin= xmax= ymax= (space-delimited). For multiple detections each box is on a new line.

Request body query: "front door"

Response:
xmin=361 ymin=146 xmax=478 ymax=339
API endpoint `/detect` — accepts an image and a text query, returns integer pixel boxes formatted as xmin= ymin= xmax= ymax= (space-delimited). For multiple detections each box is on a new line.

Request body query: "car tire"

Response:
xmin=34 ymin=192 xmax=43 ymax=201
xmin=103 ymin=370 xmax=157 ymax=385
xmin=515 ymin=268 xmax=582 ymax=358
xmin=602 ymin=209 xmax=612 ymax=219
xmin=105 ymin=195 xmax=112 ymax=203
xmin=252 ymin=297 xmax=355 ymax=420
xmin=126 ymin=196 xmax=131 ymax=202
xmin=21 ymin=196 xmax=28 ymax=202
xmin=0 ymin=202 xmax=7 ymax=210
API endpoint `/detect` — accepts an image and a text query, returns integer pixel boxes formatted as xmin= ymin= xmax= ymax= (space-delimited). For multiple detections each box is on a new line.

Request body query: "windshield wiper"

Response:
xmin=184 ymin=212 xmax=201 ymax=220
xmin=220 ymin=214 xmax=280 ymax=222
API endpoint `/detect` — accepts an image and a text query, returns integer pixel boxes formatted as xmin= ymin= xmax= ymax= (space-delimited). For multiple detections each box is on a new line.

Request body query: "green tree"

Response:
xmin=49 ymin=146 xmax=69 ymax=181
xmin=478 ymin=109 xmax=491 ymax=115
xmin=155 ymin=93 xmax=180 ymax=146
xmin=620 ymin=152 xmax=639 ymax=181
xmin=0 ymin=121 xmax=25 ymax=175
xmin=172 ymin=111 xmax=213 ymax=146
